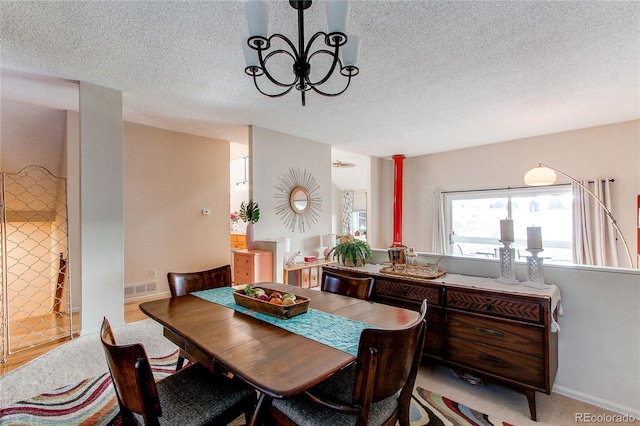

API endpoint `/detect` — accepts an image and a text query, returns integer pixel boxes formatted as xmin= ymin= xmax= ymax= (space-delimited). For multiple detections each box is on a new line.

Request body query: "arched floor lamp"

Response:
xmin=524 ymin=163 xmax=634 ymax=269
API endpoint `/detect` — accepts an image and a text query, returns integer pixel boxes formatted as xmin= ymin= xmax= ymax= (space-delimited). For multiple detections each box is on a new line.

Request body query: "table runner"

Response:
xmin=192 ymin=287 xmax=377 ymax=356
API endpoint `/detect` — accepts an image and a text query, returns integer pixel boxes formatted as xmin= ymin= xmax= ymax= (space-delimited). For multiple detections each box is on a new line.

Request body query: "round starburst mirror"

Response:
xmin=274 ymin=168 xmax=322 ymax=233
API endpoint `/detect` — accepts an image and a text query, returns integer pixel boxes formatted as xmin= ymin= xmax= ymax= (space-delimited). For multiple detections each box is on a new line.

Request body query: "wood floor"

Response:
xmin=0 ymin=295 xmax=168 ymax=377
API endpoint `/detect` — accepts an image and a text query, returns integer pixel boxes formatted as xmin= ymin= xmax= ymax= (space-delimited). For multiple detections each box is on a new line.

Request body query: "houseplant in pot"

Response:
xmin=240 ymin=199 xmax=260 ymax=249
xmin=328 ymin=235 xmax=373 ymax=267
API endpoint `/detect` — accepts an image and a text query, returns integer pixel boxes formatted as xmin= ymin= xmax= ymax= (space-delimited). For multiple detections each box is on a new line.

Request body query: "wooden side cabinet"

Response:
xmin=233 ymin=249 xmax=273 ymax=285
xmin=322 ymin=264 xmax=558 ymax=421
xmin=284 ymin=259 xmax=336 ymax=288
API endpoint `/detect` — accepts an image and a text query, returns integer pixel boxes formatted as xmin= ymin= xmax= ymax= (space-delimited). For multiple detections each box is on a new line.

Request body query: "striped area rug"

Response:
xmin=411 ymin=387 xmax=514 ymax=426
xmin=0 ymin=355 xmax=510 ymax=426
xmin=0 ymin=350 xmax=184 ymax=426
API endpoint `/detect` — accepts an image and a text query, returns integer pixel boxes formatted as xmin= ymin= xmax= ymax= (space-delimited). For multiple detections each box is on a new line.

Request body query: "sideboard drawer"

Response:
xmin=448 ymin=336 xmax=545 ymax=389
xmin=446 ymin=289 xmax=543 ymax=323
xmin=375 ymin=279 xmax=440 ymax=305
xmin=234 ymin=267 xmax=252 ymax=283
xmin=447 ymin=311 xmax=544 ymax=357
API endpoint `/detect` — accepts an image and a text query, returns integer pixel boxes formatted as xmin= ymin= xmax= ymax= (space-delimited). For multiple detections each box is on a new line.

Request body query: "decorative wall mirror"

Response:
xmin=290 ymin=186 xmax=311 ymax=213
xmin=275 ymin=167 xmax=322 ymax=233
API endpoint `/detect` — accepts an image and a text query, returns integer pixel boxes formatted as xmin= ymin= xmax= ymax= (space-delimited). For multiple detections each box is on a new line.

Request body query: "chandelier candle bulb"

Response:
xmin=500 ymin=219 xmax=514 ymax=242
xmin=245 ymin=1 xmax=269 ymax=38
xmin=527 ymin=227 xmax=543 ymax=250
xmin=326 ymin=0 xmax=350 ymax=35
xmin=342 ymin=35 xmax=360 ymax=66
xmin=242 ymin=37 xmax=259 ymax=67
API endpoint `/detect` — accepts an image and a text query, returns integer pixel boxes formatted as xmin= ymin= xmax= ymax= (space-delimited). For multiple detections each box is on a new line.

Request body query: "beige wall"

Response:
xmin=386 ymin=120 xmax=640 ymax=266
xmin=123 ymin=122 xmax=230 ymax=294
xmin=250 ymin=126 xmax=332 ymax=255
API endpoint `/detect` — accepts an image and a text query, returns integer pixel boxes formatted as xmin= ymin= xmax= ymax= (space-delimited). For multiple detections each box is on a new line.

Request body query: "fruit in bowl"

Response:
xmin=269 ymin=292 xmax=282 ymax=300
xmin=233 ymin=286 xmax=310 ymax=319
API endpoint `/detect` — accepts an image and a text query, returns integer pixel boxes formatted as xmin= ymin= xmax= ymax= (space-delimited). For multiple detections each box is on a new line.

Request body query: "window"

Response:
xmin=444 ymin=186 xmax=573 ymax=263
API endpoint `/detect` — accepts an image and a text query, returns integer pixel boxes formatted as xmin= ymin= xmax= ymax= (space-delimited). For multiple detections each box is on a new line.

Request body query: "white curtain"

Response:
xmin=341 ymin=190 xmax=354 ymax=235
xmin=572 ymin=179 xmax=619 ymax=267
xmin=432 ymin=190 xmax=448 ymax=254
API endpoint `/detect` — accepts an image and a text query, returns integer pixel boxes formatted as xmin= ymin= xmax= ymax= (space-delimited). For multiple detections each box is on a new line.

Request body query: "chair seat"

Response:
xmin=271 ymin=365 xmax=399 ymax=426
xmin=134 ymin=363 xmax=255 ymax=426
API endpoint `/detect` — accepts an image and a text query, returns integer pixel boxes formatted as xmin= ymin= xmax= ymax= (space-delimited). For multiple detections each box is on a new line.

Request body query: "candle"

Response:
xmin=500 ymin=219 xmax=514 ymax=242
xmin=527 ymin=227 xmax=542 ymax=250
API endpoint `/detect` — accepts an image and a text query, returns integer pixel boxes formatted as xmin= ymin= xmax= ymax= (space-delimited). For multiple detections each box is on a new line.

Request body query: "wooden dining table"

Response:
xmin=139 ymin=282 xmax=420 ymax=426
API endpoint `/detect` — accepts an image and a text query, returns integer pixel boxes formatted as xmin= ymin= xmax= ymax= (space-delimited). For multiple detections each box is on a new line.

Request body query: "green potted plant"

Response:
xmin=328 ymin=235 xmax=373 ymax=267
xmin=240 ymin=199 xmax=260 ymax=249
xmin=239 ymin=199 xmax=260 ymax=224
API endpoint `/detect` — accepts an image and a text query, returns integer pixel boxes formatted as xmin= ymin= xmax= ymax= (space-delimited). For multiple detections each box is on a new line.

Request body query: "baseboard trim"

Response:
xmin=553 ymin=385 xmax=640 ymax=418
xmin=124 ymin=291 xmax=170 ymax=303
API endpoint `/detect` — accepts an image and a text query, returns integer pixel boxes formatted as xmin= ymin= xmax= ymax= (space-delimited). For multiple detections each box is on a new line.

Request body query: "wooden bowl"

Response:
xmin=233 ymin=286 xmax=310 ymax=319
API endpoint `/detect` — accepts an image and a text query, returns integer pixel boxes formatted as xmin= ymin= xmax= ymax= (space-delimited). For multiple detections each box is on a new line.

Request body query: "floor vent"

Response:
xmin=125 ymin=281 xmax=158 ymax=299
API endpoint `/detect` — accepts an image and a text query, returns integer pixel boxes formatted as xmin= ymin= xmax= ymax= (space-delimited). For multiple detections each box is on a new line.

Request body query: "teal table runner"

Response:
xmin=192 ymin=287 xmax=376 ymax=356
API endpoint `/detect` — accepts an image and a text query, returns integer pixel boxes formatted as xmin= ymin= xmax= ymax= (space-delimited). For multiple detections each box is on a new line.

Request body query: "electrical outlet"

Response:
xmin=150 ymin=269 xmax=157 ymax=278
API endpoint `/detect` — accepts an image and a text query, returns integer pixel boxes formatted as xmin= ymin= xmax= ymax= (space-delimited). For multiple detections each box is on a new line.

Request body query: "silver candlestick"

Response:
xmin=496 ymin=240 xmax=519 ymax=285
xmin=523 ymin=248 xmax=547 ymax=289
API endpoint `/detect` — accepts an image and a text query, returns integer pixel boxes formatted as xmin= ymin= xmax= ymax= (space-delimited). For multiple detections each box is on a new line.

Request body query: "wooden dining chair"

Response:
xmin=320 ymin=270 xmax=375 ymax=301
xmin=270 ymin=300 xmax=427 ymax=426
xmin=167 ymin=264 xmax=232 ymax=297
xmin=100 ymin=317 xmax=256 ymax=426
xmin=167 ymin=264 xmax=231 ymax=370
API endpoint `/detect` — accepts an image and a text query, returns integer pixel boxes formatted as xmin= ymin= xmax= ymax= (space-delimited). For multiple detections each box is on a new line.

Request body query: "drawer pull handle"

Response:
xmin=476 ymin=327 xmax=503 ymax=337
xmin=483 ymin=303 xmax=493 ymax=311
xmin=478 ymin=354 xmax=505 ymax=365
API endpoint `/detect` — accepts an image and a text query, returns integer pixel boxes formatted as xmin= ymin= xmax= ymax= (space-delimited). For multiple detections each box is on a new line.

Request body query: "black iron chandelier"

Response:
xmin=243 ymin=0 xmax=360 ymax=106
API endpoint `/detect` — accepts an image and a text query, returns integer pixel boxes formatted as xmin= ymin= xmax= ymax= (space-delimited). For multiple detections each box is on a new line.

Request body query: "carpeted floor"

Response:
xmin=0 ymin=350 xmax=183 ymax=426
xmin=0 ymin=319 xmax=624 ymax=426
xmin=411 ymin=387 xmax=513 ymax=426
xmin=0 ymin=354 xmax=509 ymax=426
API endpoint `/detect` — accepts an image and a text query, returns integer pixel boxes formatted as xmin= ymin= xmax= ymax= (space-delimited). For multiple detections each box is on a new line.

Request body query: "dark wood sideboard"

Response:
xmin=323 ymin=264 xmax=558 ymax=421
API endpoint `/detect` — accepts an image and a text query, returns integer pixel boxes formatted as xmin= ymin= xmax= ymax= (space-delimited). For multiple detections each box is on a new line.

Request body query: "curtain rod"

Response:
xmin=441 ymin=184 xmax=567 ymax=194
xmin=441 ymin=179 xmax=614 ymax=195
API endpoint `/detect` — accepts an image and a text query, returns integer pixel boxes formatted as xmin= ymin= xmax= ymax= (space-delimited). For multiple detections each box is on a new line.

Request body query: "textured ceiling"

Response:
xmin=1 ymin=1 xmax=638 ymax=159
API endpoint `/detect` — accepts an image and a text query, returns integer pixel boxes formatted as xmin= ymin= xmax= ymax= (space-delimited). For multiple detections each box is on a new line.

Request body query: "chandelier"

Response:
xmin=242 ymin=0 xmax=360 ymax=106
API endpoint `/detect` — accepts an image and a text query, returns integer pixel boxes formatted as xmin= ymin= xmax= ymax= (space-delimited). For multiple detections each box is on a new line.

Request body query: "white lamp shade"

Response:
xmin=524 ymin=166 xmax=557 ymax=186
xmin=242 ymin=37 xmax=259 ymax=67
xmin=322 ymin=233 xmax=337 ymax=248
xmin=341 ymin=35 xmax=360 ymax=67
xmin=326 ymin=0 xmax=350 ymax=34
xmin=245 ymin=1 xmax=269 ymax=38
xmin=284 ymin=237 xmax=291 ymax=253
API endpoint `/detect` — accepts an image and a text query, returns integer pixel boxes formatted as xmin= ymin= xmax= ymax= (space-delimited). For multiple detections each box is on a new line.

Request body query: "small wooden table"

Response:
xmin=140 ymin=283 xmax=418 ymax=426
xmin=283 ymin=258 xmax=335 ymax=287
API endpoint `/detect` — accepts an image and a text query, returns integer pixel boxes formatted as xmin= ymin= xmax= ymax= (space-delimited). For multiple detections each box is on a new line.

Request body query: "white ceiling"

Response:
xmin=1 ymin=1 xmax=638 ymax=160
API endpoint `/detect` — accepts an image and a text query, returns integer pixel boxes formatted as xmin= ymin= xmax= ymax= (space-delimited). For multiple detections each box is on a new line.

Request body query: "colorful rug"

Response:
xmin=411 ymin=387 xmax=514 ymax=426
xmin=1 ymin=358 xmax=511 ymax=426
xmin=0 ymin=350 xmax=185 ymax=426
